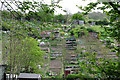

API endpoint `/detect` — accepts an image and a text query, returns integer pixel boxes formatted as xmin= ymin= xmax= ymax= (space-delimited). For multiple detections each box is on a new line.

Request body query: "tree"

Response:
xmin=54 ymin=14 xmax=66 ymax=23
xmin=87 ymin=12 xmax=109 ymax=21
xmin=21 ymin=37 xmax=44 ymax=73
xmin=1 ymin=0 xmax=62 ymax=22
xmin=16 ymin=0 xmax=63 ymax=22
xmin=79 ymin=1 xmax=120 ymax=78
xmin=36 ymin=4 xmax=55 ymax=22
xmin=2 ymin=20 xmax=45 ymax=78
xmin=72 ymin=13 xmax=84 ymax=21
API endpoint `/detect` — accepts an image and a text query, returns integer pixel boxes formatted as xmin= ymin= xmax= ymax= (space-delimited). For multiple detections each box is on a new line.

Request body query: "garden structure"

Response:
xmin=18 ymin=73 xmax=41 ymax=80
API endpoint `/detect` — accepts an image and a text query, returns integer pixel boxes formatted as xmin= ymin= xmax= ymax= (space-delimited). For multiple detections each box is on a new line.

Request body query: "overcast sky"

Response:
xmin=1 ymin=0 xmax=104 ymax=15
xmin=53 ymin=0 xmax=98 ymax=15
xmin=43 ymin=0 xmax=103 ymax=15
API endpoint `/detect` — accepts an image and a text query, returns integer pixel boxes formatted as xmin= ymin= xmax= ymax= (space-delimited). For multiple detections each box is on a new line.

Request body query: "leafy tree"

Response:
xmin=36 ymin=4 xmax=54 ymax=22
xmin=21 ymin=37 xmax=44 ymax=73
xmin=1 ymin=10 xmax=23 ymax=20
xmin=1 ymin=10 xmax=11 ymax=19
xmin=70 ymin=27 xmax=88 ymax=38
xmin=72 ymin=13 xmax=84 ymax=20
xmin=54 ymin=14 xmax=66 ymax=23
xmin=87 ymin=12 xmax=109 ymax=21
xmin=2 ymin=20 xmax=45 ymax=78
xmin=17 ymin=0 xmax=62 ymax=22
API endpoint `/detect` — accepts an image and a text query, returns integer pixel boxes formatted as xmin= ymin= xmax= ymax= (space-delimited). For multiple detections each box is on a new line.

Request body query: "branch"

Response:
xmin=3 ymin=3 xmax=16 ymax=18
xmin=108 ymin=2 xmax=120 ymax=13
xmin=4 ymin=0 xmax=21 ymax=18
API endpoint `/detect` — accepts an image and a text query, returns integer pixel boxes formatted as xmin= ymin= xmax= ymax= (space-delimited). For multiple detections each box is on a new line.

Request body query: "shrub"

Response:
xmin=87 ymin=28 xmax=95 ymax=32
xmin=66 ymin=73 xmax=89 ymax=80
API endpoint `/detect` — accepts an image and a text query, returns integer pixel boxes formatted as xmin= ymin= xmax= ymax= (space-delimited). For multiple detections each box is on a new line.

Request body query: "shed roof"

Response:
xmin=18 ymin=73 xmax=41 ymax=78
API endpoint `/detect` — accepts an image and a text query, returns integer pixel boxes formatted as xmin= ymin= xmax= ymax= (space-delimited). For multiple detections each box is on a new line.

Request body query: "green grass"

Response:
xmin=75 ymin=25 xmax=105 ymax=32
xmin=65 ymin=64 xmax=79 ymax=67
xmin=88 ymin=25 xmax=105 ymax=32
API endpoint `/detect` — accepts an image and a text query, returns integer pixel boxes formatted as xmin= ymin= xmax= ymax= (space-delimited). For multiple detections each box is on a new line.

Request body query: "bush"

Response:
xmin=2 ymin=22 xmax=10 ymax=31
xmin=87 ymin=28 xmax=95 ymax=32
xmin=66 ymin=73 xmax=89 ymax=80
xmin=88 ymin=20 xmax=111 ymax=25
xmin=80 ymin=26 xmax=86 ymax=29
xmin=66 ymin=74 xmax=80 ymax=80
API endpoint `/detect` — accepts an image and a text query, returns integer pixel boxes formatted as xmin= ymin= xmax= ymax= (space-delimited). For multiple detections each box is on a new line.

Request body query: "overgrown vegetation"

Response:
xmin=1 ymin=0 xmax=120 ymax=79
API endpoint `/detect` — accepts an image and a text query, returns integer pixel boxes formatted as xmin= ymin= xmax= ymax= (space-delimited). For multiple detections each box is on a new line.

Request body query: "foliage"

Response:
xmin=87 ymin=25 xmax=105 ymax=32
xmin=79 ymin=52 xmax=120 ymax=79
xmin=50 ymin=57 xmax=56 ymax=60
xmin=66 ymin=73 xmax=91 ymax=80
xmin=79 ymin=1 xmax=120 ymax=79
xmin=87 ymin=12 xmax=109 ymax=21
xmin=72 ymin=13 xmax=84 ymax=21
xmin=54 ymin=14 xmax=67 ymax=23
xmin=1 ymin=0 xmax=63 ymax=22
xmin=2 ymin=21 xmax=11 ymax=31
xmin=69 ymin=27 xmax=88 ymax=38
xmin=1 ymin=10 xmax=11 ymax=19
xmin=22 ymin=37 xmax=44 ymax=69
xmin=18 ymin=1 xmax=55 ymax=22
xmin=88 ymin=19 xmax=110 ymax=25
xmin=2 ymin=19 xmax=45 ymax=76
xmin=35 ymin=4 xmax=54 ymax=22
xmin=3 ymin=36 xmax=44 ymax=73
xmin=2 ymin=0 xmax=120 ymax=79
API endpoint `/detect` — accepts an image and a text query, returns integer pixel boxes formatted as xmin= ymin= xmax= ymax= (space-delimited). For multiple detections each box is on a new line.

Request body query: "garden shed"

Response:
xmin=0 ymin=65 xmax=7 ymax=80
xmin=91 ymin=21 xmax=96 ymax=25
xmin=78 ymin=20 xmax=84 ymax=25
xmin=18 ymin=73 xmax=41 ymax=80
xmin=64 ymin=69 xmax=71 ymax=78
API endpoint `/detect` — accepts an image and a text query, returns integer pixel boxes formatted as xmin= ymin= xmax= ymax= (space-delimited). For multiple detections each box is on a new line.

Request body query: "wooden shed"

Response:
xmin=64 ymin=69 xmax=71 ymax=78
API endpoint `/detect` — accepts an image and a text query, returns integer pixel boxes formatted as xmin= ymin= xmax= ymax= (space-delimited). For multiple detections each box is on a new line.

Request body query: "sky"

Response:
xmin=42 ymin=0 xmax=104 ymax=15
xmin=43 ymin=0 xmax=104 ymax=15
xmin=53 ymin=0 xmax=98 ymax=15
xmin=1 ymin=0 xmax=104 ymax=15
